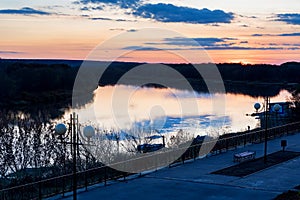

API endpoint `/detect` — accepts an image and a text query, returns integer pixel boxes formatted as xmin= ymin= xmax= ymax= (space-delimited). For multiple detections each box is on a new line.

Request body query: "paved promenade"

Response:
xmin=57 ymin=133 xmax=300 ymax=200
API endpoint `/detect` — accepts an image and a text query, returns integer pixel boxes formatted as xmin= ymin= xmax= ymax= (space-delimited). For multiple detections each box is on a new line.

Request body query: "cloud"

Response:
xmin=161 ymin=37 xmax=238 ymax=47
xmin=222 ymin=37 xmax=237 ymax=41
xmin=121 ymin=45 xmax=297 ymax=51
xmin=251 ymin=34 xmax=264 ymax=37
xmin=0 ymin=7 xmax=50 ymax=15
xmin=252 ymin=32 xmax=300 ymax=37
xmin=109 ymin=28 xmax=125 ymax=31
xmin=276 ymin=13 xmax=300 ymax=25
xmin=122 ymin=46 xmax=162 ymax=51
xmin=115 ymin=19 xmax=128 ymax=21
xmin=89 ymin=17 xmax=132 ymax=21
xmin=80 ymin=6 xmax=103 ymax=11
xmin=79 ymin=0 xmax=141 ymax=9
xmin=132 ymin=3 xmax=234 ymax=24
xmin=80 ymin=6 xmax=90 ymax=11
xmin=122 ymin=35 xmax=300 ymax=51
xmin=163 ymin=37 xmax=224 ymax=46
xmin=41 ymin=5 xmax=64 ymax=10
xmin=78 ymin=1 xmax=234 ymax=24
xmin=278 ymin=32 xmax=300 ymax=36
xmin=89 ymin=17 xmax=112 ymax=20
xmin=282 ymin=43 xmax=300 ymax=46
xmin=127 ymin=29 xmax=138 ymax=32
xmin=208 ymin=23 xmax=221 ymax=27
xmin=203 ymin=47 xmax=286 ymax=50
xmin=0 ymin=51 xmax=23 ymax=54
xmin=239 ymin=15 xmax=257 ymax=19
xmin=109 ymin=28 xmax=138 ymax=32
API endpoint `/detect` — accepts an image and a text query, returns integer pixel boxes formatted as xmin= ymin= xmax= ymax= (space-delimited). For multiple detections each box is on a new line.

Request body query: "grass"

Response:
xmin=274 ymin=190 xmax=300 ymax=200
xmin=211 ymin=151 xmax=300 ymax=177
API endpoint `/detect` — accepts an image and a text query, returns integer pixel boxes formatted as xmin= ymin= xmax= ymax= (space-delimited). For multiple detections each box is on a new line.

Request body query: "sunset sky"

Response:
xmin=0 ymin=0 xmax=299 ymax=64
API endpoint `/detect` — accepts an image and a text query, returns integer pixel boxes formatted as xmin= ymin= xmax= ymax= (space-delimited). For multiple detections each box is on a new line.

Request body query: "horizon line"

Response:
xmin=1 ymin=58 xmax=300 ymax=66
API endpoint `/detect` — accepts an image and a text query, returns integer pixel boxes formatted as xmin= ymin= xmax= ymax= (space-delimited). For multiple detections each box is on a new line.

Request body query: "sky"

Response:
xmin=0 ymin=0 xmax=299 ymax=64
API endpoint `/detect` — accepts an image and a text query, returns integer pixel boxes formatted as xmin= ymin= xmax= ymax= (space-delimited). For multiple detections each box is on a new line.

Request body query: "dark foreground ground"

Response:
xmin=212 ymin=151 xmax=300 ymax=177
xmin=50 ymin=132 xmax=300 ymax=200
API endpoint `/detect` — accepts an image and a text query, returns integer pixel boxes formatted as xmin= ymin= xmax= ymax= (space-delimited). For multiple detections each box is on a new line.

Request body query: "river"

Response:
xmin=62 ymin=85 xmax=292 ymax=139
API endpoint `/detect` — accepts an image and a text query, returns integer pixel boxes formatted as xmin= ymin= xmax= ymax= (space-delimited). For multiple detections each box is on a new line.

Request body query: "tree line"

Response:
xmin=0 ymin=59 xmax=300 ymax=114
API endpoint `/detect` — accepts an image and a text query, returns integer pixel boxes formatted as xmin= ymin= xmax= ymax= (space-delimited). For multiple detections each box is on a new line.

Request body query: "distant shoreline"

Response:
xmin=0 ymin=59 xmax=299 ymax=112
xmin=1 ymin=58 xmax=299 ymax=66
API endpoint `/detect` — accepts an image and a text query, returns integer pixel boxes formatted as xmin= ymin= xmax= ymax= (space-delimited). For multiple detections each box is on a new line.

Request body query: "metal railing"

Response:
xmin=0 ymin=121 xmax=299 ymax=200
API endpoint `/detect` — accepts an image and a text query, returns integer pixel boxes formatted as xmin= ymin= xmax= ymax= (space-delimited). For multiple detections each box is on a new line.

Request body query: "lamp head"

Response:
xmin=83 ymin=125 xmax=95 ymax=139
xmin=55 ymin=124 xmax=67 ymax=135
xmin=254 ymin=103 xmax=261 ymax=111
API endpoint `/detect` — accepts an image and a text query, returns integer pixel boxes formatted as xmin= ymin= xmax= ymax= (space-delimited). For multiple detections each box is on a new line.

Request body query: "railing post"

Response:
xmin=62 ymin=175 xmax=65 ymax=197
xmin=260 ymin=130 xmax=262 ymax=142
xmin=226 ymin=139 xmax=228 ymax=151
xmin=235 ymin=137 xmax=237 ymax=149
xmin=193 ymin=145 xmax=196 ymax=161
xmin=39 ymin=181 xmax=42 ymax=200
xmin=104 ymin=167 xmax=107 ymax=186
xmin=21 ymin=186 xmax=24 ymax=200
xmin=85 ymin=170 xmax=88 ymax=191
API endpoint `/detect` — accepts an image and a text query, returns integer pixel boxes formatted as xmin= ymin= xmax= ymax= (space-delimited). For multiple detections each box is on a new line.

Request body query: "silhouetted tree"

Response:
xmin=290 ymin=84 xmax=300 ymax=121
xmin=0 ymin=111 xmax=63 ymax=182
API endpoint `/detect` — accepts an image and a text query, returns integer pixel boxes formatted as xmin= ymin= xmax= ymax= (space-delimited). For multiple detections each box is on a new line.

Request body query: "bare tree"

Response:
xmin=0 ymin=111 xmax=63 ymax=182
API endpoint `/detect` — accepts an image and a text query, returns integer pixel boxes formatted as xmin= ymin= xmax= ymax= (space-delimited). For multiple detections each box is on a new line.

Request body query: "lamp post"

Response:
xmin=252 ymin=100 xmax=282 ymax=163
xmin=55 ymin=113 xmax=95 ymax=200
xmin=254 ymin=96 xmax=269 ymax=163
xmin=83 ymin=125 xmax=95 ymax=191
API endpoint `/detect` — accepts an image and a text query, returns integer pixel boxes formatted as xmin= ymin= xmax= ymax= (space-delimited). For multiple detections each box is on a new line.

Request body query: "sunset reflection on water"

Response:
xmin=67 ymin=85 xmax=291 ymax=136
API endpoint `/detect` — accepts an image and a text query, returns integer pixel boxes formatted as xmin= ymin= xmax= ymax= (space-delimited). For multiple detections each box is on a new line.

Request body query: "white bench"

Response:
xmin=233 ymin=151 xmax=256 ymax=162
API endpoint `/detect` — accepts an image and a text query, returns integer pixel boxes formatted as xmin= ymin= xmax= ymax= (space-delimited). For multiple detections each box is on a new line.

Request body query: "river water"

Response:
xmin=62 ymin=85 xmax=291 ymax=138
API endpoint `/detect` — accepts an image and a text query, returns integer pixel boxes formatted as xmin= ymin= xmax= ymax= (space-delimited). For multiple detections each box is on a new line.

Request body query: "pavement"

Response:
xmin=54 ymin=133 xmax=300 ymax=200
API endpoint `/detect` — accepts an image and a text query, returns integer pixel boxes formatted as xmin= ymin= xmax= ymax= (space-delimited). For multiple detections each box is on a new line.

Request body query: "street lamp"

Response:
xmin=83 ymin=125 xmax=95 ymax=142
xmin=55 ymin=113 xmax=95 ymax=200
xmin=254 ymin=96 xmax=269 ymax=163
xmin=82 ymin=125 xmax=95 ymax=191
xmin=251 ymin=100 xmax=282 ymax=163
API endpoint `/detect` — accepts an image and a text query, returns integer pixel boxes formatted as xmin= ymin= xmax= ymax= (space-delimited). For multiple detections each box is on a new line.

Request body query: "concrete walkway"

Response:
xmin=57 ymin=133 xmax=300 ymax=200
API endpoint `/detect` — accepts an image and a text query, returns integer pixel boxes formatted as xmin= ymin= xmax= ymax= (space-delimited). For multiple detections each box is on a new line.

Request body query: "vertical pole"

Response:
xmin=76 ymin=114 xmax=80 ymax=169
xmin=70 ymin=114 xmax=73 ymax=157
xmin=104 ymin=166 xmax=107 ymax=186
xmin=72 ymin=113 xmax=77 ymax=200
xmin=62 ymin=136 xmax=65 ymax=197
xmin=264 ymin=97 xmax=269 ymax=164
xmin=38 ymin=180 xmax=42 ymax=200
xmin=85 ymin=138 xmax=90 ymax=191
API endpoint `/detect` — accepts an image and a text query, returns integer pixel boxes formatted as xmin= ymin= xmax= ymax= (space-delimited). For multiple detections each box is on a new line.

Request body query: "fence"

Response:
xmin=1 ymin=121 xmax=300 ymax=200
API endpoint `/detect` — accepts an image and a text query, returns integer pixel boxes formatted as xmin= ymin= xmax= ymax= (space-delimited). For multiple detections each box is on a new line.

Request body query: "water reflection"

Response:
xmin=66 ymin=85 xmax=291 ymax=136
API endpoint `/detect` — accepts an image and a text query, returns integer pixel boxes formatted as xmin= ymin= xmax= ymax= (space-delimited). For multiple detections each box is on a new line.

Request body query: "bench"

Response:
xmin=233 ymin=151 xmax=256 ymax=162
